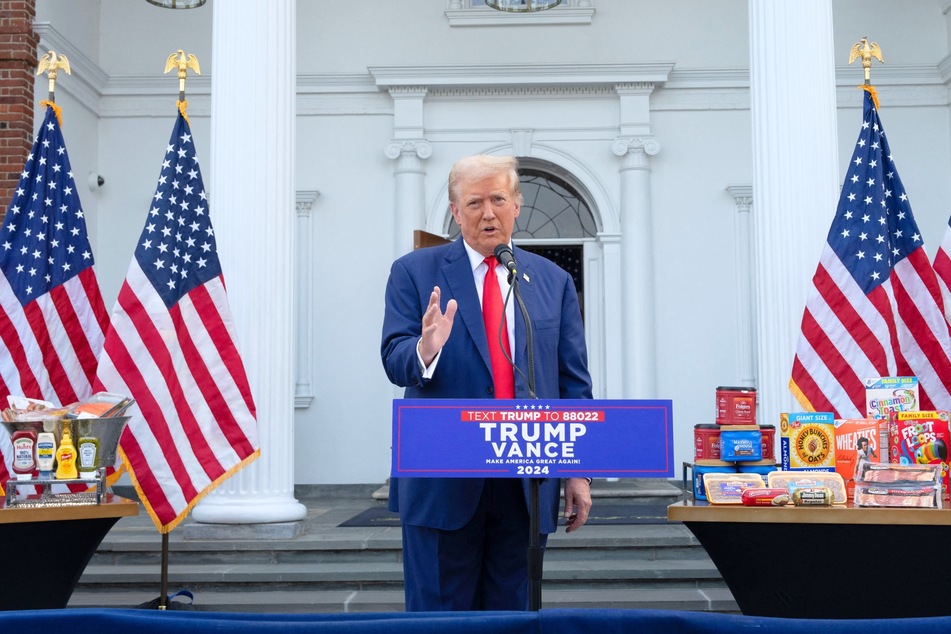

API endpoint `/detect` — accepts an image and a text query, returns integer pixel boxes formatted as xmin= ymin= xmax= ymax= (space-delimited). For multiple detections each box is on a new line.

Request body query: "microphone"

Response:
xmin=494 ymin=243 xmax=517 ymax=276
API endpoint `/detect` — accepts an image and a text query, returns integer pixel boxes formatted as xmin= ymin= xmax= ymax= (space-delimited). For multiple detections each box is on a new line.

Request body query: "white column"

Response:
xmin=190 ymin=0 xmax=306 ymax=527
xmin=612 ymin=135 xmax=660 ymax=398
xmin=727 ymin=185 xmax=756 ymax=387
xmin=295 ymin=191 xmax=320 ymax=409
xmin=749 ymin=0 xmax=839 ymax=423
xmin=612 ymin=82 xmax=659 ymax=399
xmin=385 ymin=87 xmax=431 ymax=257
xmin=598 ymin=233 xmax=623 ymax=398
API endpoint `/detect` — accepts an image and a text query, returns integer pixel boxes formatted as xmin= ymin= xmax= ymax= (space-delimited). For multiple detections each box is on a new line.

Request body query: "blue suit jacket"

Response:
xmin=381 ymin=239 xmax=593 ymax=533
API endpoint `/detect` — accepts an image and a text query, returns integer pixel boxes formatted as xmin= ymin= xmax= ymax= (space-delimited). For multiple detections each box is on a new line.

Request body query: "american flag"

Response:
xmin=933 ymin=198 xmax=951 ymax=322
xmin=790 ymin=88 xmax=951 ymax=417
xmin=94 ymin=110 xmax=259 ymax=533
xmin=0 ymin=105 xmax=108 ymax=489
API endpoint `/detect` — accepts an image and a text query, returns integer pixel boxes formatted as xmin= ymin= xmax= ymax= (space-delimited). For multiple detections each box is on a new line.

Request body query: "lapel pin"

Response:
xmin=522 ymin=272 xmax=530 ymax=283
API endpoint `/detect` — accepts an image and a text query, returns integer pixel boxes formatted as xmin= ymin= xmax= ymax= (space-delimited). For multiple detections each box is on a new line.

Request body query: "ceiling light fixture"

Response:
xmin=485 ymin=0 xmax=562 ymax=13
xmin=145 ymin=0 xmax=206 ymax=9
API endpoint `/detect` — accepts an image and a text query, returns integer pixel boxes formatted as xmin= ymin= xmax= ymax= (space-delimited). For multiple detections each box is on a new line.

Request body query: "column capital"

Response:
xmin=612 ymin=135 xmax=660 ymax=158
xmin=296 ymin=190 xmax=321 ymax=216
xmin=385 ymin=139 xmax=433 ymax=160
xmin=726 ymin=184 xmax=753 ymax=212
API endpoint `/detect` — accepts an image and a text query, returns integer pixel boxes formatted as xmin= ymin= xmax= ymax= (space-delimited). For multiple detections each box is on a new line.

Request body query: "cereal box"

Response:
xmin=833 ymin=418 xmax=885 ymax=500
xmin=780 ymin=412 xmax=835 ymax=472
xmin=888 ymin=410 xmax=951 ymax=500
xmin=865 ymin=376 xmax=919 ymax=420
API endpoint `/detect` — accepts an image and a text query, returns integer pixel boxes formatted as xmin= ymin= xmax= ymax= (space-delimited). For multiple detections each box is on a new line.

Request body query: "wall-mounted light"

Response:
xmin=485 ymin=0 xmax=562 ymax=12
xmin=145 ymin=0 xmax=206 ymax=8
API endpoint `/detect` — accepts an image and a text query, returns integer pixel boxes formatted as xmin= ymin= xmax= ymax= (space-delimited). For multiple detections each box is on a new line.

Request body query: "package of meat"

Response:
xmin=853 ymin=485 xmax=940 ymax=508
xmin=855 ymin=462 xmax=938 ymax=484
xmin=853 ymin=463 xmax=942 ymax=508
xmin=767 ymin=470 xmax=847 ymax=504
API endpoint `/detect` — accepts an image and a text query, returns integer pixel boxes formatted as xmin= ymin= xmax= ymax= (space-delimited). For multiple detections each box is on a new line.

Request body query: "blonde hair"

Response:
xmin=448 ymin=155 xmax=523 ymax=205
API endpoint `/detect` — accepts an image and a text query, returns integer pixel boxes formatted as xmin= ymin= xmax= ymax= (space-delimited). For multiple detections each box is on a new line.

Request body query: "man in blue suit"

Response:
xmin=381 ymin=154 xmax=594 ymax=611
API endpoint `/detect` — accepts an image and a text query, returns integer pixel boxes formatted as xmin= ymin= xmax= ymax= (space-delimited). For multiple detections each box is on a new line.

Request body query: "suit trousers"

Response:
xmin=400 ymin=478 xmax=548 ymax=611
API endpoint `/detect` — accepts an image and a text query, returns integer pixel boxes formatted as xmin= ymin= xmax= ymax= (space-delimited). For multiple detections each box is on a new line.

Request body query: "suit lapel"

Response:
xmin=441 ymin=241 xmax=493 ymax=374
xmin=512 ymin=246 xmax=534 ymax=379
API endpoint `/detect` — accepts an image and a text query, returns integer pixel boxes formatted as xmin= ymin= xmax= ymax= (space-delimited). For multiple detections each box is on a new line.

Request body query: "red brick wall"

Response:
xmin=0 ymin=0 xmax=36 ymax=224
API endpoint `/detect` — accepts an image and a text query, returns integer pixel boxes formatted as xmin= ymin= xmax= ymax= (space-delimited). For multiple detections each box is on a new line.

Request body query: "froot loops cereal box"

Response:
xmin=780 ymin=412 xmax=835 ymax=472
xmin=888 ymin=410 xmax=950 ymax=500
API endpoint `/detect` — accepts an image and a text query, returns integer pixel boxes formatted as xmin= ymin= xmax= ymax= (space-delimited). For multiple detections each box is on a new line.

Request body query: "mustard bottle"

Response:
xmin=55 ymin=427 xmax=78 ymax=479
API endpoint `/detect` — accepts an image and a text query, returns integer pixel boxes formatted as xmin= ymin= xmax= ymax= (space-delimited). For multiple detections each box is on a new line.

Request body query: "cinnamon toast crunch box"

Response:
xmin=865 ymin=376 xmax=918 ymax=420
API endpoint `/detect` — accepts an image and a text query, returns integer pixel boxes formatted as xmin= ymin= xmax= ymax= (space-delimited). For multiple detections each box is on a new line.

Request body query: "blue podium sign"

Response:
xmin=391 ymin=399 xmax=673 ymax=478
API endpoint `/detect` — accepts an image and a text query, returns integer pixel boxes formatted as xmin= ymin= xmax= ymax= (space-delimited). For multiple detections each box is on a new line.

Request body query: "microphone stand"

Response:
xmin=500 ymin=268 xmax=542 ymax=611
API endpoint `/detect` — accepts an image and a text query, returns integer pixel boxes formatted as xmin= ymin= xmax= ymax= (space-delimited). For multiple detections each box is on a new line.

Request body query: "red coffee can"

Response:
xmin=694 ymin=424 xmax=721 ymax=460
xmin=760 ymin=424 xmax=775 ymax=461
xmin=716 ymin=386 xmax=757 ymax=425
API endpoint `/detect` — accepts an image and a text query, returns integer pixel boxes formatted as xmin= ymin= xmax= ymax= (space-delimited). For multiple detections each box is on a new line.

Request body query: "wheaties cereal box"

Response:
xmin=865 ymin=377 xmax=919 ymax=420
xmin=833 ymin=418 xmax=885 ymax=500
xmin=780 ymin=412 xmax=835 ymax=472
xmin=888 ymin=410 xmax=951 ymax=500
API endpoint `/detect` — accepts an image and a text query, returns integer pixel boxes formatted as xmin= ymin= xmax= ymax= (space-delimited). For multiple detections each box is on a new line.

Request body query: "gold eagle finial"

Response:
xmin=848 ymin=37 xmax=883 ymax=85
xmin=164 ymin=50 xmax=201 ymax=100
xmin=36 ymin=51 xmax=71 ymax=102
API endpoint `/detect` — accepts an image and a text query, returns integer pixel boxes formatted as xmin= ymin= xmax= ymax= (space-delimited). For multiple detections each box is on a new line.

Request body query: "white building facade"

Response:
xmin=31 ymin=1 xmax=951 ymax=508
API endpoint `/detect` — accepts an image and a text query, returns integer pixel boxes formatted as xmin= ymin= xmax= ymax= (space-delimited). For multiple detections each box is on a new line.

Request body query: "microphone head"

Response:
xmin=493 ymin=243 xmax=517 ymax=273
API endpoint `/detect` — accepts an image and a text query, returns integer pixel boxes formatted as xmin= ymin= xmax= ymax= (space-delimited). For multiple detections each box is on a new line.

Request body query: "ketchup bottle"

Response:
xmin=11 ymin=430 xmax=37 ymax=480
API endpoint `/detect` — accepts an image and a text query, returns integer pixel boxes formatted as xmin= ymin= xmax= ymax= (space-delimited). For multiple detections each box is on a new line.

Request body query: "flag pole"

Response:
xmin=165 ymin=49 xmax=201 ymax=110
xmin=36 ymin=50 xmax=71 ymax=103
xmin=159 ymin=533 xmax=170 ymax=610
xmin=152 ymin=50 xmax=201 ymax=611
xmin=848 ymin=37 xmax=883 ymax=114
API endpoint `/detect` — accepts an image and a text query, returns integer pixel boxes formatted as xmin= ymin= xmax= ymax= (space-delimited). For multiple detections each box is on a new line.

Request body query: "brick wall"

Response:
xmin=0 ymin=0 xmax=36 ymax=223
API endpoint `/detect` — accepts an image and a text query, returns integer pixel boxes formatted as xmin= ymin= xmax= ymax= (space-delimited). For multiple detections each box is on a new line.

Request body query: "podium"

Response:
xmin=392 ymin=398 xmax=673 ymax=609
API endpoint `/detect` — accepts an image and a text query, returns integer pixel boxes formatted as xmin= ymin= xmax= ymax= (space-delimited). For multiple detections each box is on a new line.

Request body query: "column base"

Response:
xmin=182 ymin=519 xmax=303 ymax=540
xmin=190 ymin=495 xmax=307 ymax=527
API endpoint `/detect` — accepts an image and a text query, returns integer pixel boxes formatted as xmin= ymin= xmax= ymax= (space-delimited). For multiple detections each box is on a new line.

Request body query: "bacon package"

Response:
xmin=887 ymin=410 xmax=950 ymax=500
xmin=853 ymin=463 xmax=941 ymax=508
xmin=854 ymin=485 xmax=940 ymax=508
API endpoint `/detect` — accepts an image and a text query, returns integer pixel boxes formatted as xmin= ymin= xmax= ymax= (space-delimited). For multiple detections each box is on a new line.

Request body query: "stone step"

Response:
xmin=67 ymin=481 xmax=735 ymax=614
xmin=78 ymin=557 xmax=724 ymax=587
xmin=68 ymin=586 xmax=738 ymax=614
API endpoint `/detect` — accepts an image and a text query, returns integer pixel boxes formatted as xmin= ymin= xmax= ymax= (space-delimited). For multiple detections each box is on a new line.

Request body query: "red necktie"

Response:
xmin=482 ymin=256 xmax=515 ymax=398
